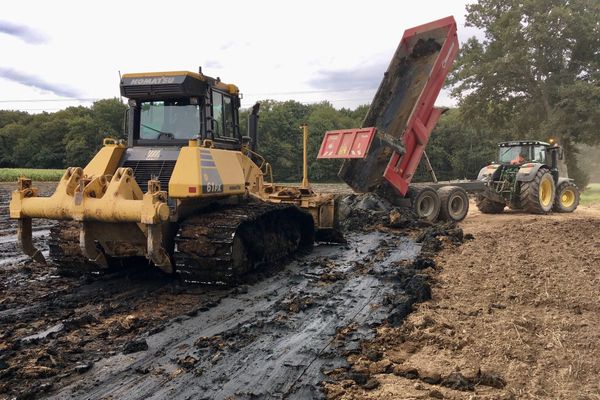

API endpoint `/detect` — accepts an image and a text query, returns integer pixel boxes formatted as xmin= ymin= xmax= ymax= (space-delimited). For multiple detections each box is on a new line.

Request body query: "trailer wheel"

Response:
xmin=409 ymin=187 xmax=441 ymax=222
xmin=438 ymin=186 xmax=469 ymax=222
xmin=552 ymin=181 xmax=579 ymax=213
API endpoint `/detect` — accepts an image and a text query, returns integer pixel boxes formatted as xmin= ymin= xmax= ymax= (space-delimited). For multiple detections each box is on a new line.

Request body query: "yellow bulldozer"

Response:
xmin=10 ymin=71 xmax=336 ymax=282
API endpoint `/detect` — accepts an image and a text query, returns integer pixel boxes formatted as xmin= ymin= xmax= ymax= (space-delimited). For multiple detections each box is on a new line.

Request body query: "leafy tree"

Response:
xmin=240 ymin=100 xmax=367 ymax=182
xmin=0 ymin=99 xmax=125 ymax=169
xmin=91 ymin=98 xmax=127 ymax=137
xmin=449 ymin=0 xmax=600 ymax=187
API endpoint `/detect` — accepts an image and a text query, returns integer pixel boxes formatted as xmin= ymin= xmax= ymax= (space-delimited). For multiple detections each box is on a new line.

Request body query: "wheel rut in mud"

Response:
xmin=0 ymin=183 xmax=441 ymax=400
xmin=49 ymin=232 xmax=422 ymax=399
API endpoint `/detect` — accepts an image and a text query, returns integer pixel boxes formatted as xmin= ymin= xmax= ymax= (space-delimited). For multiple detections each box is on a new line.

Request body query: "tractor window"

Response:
xmin=211 ymin=91 xmax=235 ymax=139
xmin=139 ymin=100 xmax=200 ymax=140
xmin=532 ymin=145 xmax=547 ymax=163
xmin=212 ymin=91 xmax=223 ymax=136
xmin=223 ymin=95 xmax=234 ymax=138
xmin=498 ymin=146 xmax=530 ymax=164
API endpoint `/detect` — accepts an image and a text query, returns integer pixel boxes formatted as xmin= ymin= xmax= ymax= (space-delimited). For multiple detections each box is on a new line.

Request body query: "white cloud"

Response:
xmin=0 ymin=20 xmax=46 ymax=44
xmin=1 ymin=0 xmax=481 ymax=111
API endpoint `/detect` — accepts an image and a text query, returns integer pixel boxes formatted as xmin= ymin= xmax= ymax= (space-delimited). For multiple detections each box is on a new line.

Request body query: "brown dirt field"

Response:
xmin=325 ymin=202 xmax=600 ymax=400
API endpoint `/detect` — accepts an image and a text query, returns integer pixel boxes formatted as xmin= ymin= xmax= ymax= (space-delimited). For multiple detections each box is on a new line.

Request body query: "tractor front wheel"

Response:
xmin=553 ymin=181 xmax=580 ymax=213
xmin=520 ymin=167 xmax=555 ymax=214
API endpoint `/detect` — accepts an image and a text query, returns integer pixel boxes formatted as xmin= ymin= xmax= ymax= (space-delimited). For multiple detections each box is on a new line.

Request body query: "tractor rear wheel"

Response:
xmin=438 ymin=186 xmax=469 ymax=222
xmin=520 ymin=167 xmax=555 ymax=214
xmin=475 ymin=194 xmax=505 ymax=214
xmin=553 ymin=181 xmax=580 ymax=213
xmin=409 ymin=187 xmax=441 ymax=222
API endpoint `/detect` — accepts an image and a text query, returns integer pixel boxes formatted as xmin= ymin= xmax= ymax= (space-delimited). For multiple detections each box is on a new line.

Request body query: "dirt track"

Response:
xmin=0 ymin=183 xmax=441 ymax=400
xmin=324 ymin=202 xmax=600 ymax=399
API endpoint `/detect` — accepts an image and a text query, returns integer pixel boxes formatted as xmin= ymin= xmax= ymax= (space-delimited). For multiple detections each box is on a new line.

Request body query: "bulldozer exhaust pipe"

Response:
xmin=247 ymin=102 xmax=260 ymax=154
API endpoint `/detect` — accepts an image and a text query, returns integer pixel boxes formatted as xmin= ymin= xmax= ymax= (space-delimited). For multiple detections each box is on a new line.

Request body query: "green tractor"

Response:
xmin=476 ymin=140 xmax=580 ymax=214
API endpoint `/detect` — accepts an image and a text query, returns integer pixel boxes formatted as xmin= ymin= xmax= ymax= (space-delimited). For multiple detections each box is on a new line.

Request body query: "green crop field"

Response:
xmin=581 ymin=183 xmax=600 ymax=205
xmin=0 ymin=168 xmax=64 ymax=182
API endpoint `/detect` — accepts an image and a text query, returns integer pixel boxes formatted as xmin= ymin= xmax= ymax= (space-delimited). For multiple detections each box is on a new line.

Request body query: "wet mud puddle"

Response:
xmin=51 ymin=231 xmax=420 ymax=400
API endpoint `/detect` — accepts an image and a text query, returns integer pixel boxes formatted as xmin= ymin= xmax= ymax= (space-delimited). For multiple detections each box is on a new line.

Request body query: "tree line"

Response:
xmin=0 ymin=0 xmax=597 ymax=187
xmin=0 ymin=100 xmax=126 ymax=169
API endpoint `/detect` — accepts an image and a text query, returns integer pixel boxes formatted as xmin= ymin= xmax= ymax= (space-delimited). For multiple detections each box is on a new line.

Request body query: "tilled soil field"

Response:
xmin=0 ymin=183 xmax=461 ymax=399
xmin=324 ymin=202 xmax=600 ymax=399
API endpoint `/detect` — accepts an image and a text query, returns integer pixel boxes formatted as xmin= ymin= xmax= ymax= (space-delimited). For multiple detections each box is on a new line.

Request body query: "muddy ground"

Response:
xmin=324 ymin=202 xmax=600 ymax=399
xmin=2 ymin=181 xmax=598 ymax=400
xmin=0 ymin=183 xmax=453 ymax=400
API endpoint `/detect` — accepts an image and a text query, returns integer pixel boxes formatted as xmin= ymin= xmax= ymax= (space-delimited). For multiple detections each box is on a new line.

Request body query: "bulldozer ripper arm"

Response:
xmin=10 ymin=167 xmax=171 ymax=269
xmin=10 ymin=167 xmax=169 ymax=224
xmin=17 ymin=218 xmax=46 ymax=264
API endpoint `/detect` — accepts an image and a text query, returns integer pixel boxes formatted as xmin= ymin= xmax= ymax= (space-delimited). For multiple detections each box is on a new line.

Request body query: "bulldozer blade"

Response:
xmin=17 ymin=218 xmax=46 ymax=264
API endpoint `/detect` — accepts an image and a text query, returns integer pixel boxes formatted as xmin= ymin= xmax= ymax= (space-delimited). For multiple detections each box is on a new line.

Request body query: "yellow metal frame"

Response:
xmin=10 ymin=123 xmax=340 ymax=271
xmin=10 ymin=167 xmax=168 ymax=224
xmin=9 ymin=138 xmax=172 ymax=271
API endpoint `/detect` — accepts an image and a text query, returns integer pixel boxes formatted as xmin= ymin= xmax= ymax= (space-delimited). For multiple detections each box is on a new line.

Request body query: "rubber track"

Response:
xmin=174 ymin=202 xmax=314 ymax=284
xmin=48 ymin=203 xmax=314 ymax=282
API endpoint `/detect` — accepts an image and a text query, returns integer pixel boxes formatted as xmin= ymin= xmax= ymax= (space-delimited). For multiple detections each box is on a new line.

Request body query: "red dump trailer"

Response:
xmin=318 ymin=16 xmax=483 ymax=222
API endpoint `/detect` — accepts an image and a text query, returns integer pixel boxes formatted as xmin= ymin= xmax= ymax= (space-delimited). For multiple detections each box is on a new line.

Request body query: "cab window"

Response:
xmin=532 ymin=145 xmax=547 ymax=163
xmin=223 ymin=95 xmax=234 ymax=138
xmin=211 ymin=92 xmax=223 ymax=136
xmin=211 ymin=91 xmax=235 ymax=139
xmin=139 ymin=100 xmax=200 ymax=140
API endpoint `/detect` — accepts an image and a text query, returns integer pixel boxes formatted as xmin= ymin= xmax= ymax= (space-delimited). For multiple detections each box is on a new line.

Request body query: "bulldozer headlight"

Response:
xmin=128 ymin=99 xmax=137 ymax=107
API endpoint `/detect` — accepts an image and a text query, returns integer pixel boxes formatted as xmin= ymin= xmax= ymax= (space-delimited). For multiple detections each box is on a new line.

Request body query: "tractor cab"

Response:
xmin=118 ymin=71 xmax=245 ymax=193
xmin=120 ymin=71 xmax=242 ymax=150
xmin=497 ymin=140 xmax=550 ymax=165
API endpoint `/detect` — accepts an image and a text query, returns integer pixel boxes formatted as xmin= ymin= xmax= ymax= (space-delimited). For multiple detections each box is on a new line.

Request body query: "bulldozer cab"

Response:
xmin=497 ymin=141 xmax=549 ymax=165
xmin=120 ymin=71 xmax=242 ymax=149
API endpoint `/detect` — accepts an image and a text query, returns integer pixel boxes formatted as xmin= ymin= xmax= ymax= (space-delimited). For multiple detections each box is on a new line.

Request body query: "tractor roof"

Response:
xmin=498 ymin=140 xmax=550 ymax=147
xmin=120 ymin=71 xmax=239 ymax=100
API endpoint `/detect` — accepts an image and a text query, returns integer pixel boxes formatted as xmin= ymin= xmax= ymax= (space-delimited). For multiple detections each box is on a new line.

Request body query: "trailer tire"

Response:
xmin=475 ymin=194 xmax=505 ymax=214
xmin=409 ymin=187 xmax=441 ymax=222
xmin=552 ymin=181 xmax=579 ymax=213
xmin=438 ymin=186 xmax=469 ymax=222
xmin=520 ymin=167 xmax=555 ymax=214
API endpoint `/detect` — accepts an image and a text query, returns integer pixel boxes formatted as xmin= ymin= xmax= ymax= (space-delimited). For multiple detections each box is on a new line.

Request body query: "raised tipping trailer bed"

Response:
xmin=318 ymin=16 xmax=477 ymax=222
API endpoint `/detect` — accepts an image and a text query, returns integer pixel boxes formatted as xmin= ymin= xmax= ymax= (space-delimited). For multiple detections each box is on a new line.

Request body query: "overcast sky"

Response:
xmin=1 ymin=0 xmax=480 ymax=113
